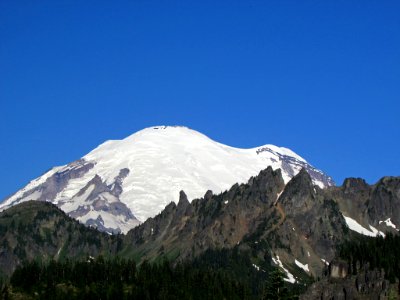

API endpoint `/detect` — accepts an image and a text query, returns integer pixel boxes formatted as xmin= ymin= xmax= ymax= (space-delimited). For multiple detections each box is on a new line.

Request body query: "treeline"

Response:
xmin=0 ymin=248 xmax=304 ymax=300
xmin=3 ymin=256 xmax=249 ymax=300
xmin=186 ymin=247 xmax=303 ymax=299
xmin=339 ymin=232 xmax=400 ymax=283
xmin=191 ymin=247 xmax=266 ymax=295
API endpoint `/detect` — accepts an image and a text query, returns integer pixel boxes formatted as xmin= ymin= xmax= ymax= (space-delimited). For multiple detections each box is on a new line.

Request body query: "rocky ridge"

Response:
xmin=0 ymin=126 xmax=334 ymax=234
xmin=0 ymin=167 xmax=399 ymax=297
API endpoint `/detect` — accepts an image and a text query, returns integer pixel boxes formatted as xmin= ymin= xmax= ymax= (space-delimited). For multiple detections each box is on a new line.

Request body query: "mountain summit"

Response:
xmin=0 ymin=126 xmax=334 ymax=233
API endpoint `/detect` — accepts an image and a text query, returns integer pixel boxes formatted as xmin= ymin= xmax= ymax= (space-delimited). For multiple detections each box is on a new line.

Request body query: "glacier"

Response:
xmin=0 ymin=126 xmax=334 ymax=233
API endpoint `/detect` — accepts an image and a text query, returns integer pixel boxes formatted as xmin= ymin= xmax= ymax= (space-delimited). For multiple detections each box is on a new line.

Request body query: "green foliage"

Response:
xmin=263 ymin=268 xmax=287 ymax=299
xmin=5 ymin=249 xmax=305 ymax=299
xmin=10 ymin=260 xmax=41 ymax=292
xmin=339 ymin=233 xmax=400 ymax=283
xmin=0 ymin=201 xmax=127 ymax=273
xmin=191 ymin=247 xmax=262 ymax=297
xmin=7 ymin=256 xmax=249 ymax=299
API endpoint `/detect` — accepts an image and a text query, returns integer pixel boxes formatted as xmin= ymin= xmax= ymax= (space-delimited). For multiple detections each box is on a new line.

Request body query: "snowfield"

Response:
xmin=343 ymin=215 xmax=385 ymax=237
xmin=1 ymin=126 xmax=334 ymax=233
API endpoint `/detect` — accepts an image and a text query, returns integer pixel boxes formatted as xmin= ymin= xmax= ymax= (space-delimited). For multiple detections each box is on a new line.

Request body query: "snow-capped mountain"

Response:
xmin=0 ymin=126 xmax=334 ymax=233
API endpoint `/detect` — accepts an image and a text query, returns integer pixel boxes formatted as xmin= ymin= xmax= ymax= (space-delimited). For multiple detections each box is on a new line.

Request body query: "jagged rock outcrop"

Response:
xmin=125 ymin=166 xmax=286 ymax=262
xmin=1 ymin=126 xmax=335 ymax=234
xmin=301 ymin=260 xmax=399 ymax=300
xmin=328 ymin=176 xmax=400 ymax=234
xmin=124 ymin=168 xmax=400 ymax=280
xmin=63 ymin=173 xmax=140 ymax=234
xmin=123 ymin=167 xmax=347 ymax=278
xmin=368 ymin=177 xmax=400 ymax=227
xmin=267 ymin=169 xmax=349 ymax=277
xmin=0 ymin=166 xmax=399 ymax=293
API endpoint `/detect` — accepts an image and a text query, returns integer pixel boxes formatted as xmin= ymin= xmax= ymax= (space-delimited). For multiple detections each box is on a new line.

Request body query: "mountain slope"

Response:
xmin=0 ymin=201 xmax=126 ymax=276
xmin=122 ymin=168 xmax=400 ymax=282
xmin=0 ymin=126 xmax=334 ymax=233
xmin=124 ymin=167 xmax=349 ymax=279
xmin=327 ymin=177 xmax=400 ymax=235
xmin=0 ymin=168 xmax=398 ymax=294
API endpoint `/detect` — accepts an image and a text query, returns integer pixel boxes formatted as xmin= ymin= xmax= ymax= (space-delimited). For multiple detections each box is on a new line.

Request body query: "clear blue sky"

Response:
xmin=1 ymin=1 xmax=399 ymax=200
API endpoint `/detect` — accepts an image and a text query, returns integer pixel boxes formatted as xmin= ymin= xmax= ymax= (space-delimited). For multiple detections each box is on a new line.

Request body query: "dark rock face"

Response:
xmin=272 ymin=169 xmax=348 ymax=276
xmin=3 ymin=160 xmax=95 ymax=208
xmin=328 ymin=176 xmax=400 ymax=233
xmin=124 ymin=168 xmax=400 ymax=280
xmin=368 ymin=177 xmax=400 ymax=227
xmin=64 ymin=171 xmax=139 ymax=233
xmin=39 ymin=160 xmax=94 ymax=201
xmin=1 ymin=165 xmax=399 ymax=295
xmin=256 ymin=146 xmax=335 ymax=187
xmin=343 ymin=178 xmax=370 ymax=192
xmin=279 ymin=168 xmax=315 ymax=215
xmin=329 ymin=260 xmax=348 ymax=278
xmin=301 ymin=261 xmax=397 ymax=300
xmin=125 ymin=166 xmax=286 ymax=261
xmin=109 ymin=168 xmax=130 ymax=197
xmin=176 ymin=191 xmax=191 ymax=217
xmin=247 ymin=168 xmax=285 ymax=203
xmin=124 ymin=167 xmax=347 ymax=277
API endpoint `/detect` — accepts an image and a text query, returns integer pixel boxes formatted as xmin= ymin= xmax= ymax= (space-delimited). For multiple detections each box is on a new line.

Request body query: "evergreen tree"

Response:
xmin=263 ymin=267 xmax=289 ymax=300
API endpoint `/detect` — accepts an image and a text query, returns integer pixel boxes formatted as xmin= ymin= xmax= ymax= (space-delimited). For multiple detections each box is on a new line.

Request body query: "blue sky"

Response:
xmin=0 ymin=1 xmax=399 ymax=199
